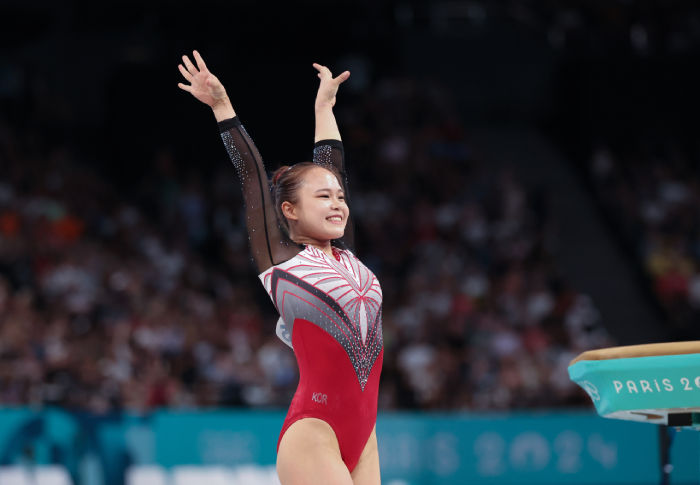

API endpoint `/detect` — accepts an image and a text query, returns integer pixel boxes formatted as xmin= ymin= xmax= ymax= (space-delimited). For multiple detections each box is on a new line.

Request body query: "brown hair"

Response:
xmin=271 ymin=162 xmax=344 ymax=235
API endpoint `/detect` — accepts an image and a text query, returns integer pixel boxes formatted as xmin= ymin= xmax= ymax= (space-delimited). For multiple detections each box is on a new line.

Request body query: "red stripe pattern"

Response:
xmin=260 ymin=246 xmax=383 ymax=390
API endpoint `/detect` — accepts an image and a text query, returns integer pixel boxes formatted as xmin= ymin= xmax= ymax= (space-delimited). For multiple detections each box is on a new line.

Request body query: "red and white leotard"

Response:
xmin=217 ymin=116 xmax=383 ymax=472
xmin=259 ymin=245 xmax=383 ymax=471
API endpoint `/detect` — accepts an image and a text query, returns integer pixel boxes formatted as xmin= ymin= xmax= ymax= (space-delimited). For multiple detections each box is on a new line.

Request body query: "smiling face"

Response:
xmin=281 ymin=166 xmax=349 ymax=244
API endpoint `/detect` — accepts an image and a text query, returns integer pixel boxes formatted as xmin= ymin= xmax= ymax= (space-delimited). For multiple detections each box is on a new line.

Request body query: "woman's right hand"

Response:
xmin=178 ymin=50 xmax=229 ymax=109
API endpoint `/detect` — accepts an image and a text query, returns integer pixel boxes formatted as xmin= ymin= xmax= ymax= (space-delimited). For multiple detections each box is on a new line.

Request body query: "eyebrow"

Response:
xmin=314 ymin=188 xmax=344 ymax=194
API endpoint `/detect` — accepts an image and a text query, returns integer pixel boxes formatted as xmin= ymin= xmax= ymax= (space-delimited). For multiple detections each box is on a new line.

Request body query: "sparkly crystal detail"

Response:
xmin=260 ymin=246 xmax=383 ymax=390
xmin=313 ymin=144 xmax=334 ymax=168
xmin=221 ymin=131 xmax=245 ymax=175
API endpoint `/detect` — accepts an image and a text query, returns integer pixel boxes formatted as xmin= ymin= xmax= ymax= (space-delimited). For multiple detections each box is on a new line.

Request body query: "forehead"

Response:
xmin=302 ymin=166 xmax=342 ymax=189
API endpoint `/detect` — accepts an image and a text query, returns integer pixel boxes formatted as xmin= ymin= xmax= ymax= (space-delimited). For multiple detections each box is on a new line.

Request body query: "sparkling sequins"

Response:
xmin=313 ymin=144 xmax=334 ymax=168
xmin=260 ymin=246 xmax=383 ymax=390
xmin=221 ymin=131 xmax=244 ymax=175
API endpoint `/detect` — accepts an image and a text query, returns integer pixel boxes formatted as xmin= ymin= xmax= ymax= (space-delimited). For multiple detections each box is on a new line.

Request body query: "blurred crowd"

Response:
xmin=589 ymin=139 xmax=700 ymax=341
xmin=397 ymin=0 xmax=700 ymax=56
xmin=0 ymin=75 xmax=614 ymax=414
xmin=537 ymin=0 xmax=700 ymax=55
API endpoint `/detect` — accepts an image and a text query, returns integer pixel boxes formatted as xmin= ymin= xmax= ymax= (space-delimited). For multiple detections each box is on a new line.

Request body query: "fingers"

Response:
xmin=182 ymin=55 xmax=198 ymax=74
xmin=178 ymin=64 xmax=193 ymax=82
xmin=177 ymin=82 xmax=192 ymax=93
xmin=193 ymin=50 xmax=208 ymax=72
xmin=313 ymin=62 xmax=331 ymax=78
xmin=313 ymin=63 xmax=350 ymax=85
xmin=335 ymin=70 xmax=350 ymax=84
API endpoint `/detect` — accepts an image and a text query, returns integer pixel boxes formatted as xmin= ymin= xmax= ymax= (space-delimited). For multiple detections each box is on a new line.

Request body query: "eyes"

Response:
xmin=318 ymin=193 xmax=345 ymax=201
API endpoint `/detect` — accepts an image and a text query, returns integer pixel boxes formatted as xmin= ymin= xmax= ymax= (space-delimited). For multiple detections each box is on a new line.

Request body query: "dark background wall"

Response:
xmin=4 ymin=1 xmax=700 ymax=176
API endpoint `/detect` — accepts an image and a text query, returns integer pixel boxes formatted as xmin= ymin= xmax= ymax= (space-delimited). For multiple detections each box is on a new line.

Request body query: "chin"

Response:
xmin=319 ymin=222 xmax=346 ymax=241
xmin=324 ymin=227 xmax=346 ymax=240
xmin=327 ymin=230 xmax=345 ymax=240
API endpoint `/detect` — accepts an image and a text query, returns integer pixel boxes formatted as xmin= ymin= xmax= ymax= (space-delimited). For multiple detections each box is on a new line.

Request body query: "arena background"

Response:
xmin=1 ymin=1 xmax=700 ymax=484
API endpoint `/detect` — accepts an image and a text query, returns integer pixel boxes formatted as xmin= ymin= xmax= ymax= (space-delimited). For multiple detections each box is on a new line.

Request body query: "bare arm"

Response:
xmin=311 ymin=63 xmax=354 ymax=250
xmin=312 ymin=62 xmax=349 ymax=142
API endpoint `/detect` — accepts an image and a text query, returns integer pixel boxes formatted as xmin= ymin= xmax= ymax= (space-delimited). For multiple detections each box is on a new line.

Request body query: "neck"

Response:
xmin=291 ymin=234 xmax=334 ymax=257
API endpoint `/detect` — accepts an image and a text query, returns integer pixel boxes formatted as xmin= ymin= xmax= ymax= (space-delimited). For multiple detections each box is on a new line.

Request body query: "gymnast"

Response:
xmin=178 ymin=50 xmax=383 ymax=485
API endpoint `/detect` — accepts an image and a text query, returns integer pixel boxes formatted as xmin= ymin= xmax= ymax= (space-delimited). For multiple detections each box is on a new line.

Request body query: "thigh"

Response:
xmin=277 ymin=417 xmax=354 ymax=485
xmin=350 ymin=426 xmax=381 ymax=485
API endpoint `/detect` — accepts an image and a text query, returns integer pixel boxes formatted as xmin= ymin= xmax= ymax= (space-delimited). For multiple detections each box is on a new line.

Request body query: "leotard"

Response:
xmin=218 ymin=117 xmax=383 ymax=472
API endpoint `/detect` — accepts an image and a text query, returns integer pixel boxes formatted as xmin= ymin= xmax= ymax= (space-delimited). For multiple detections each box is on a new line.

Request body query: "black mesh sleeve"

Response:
xmin=313 ymin=139 xmax=354 ymax=251
xmin=219 ymin=117 xmax=301 ymax=272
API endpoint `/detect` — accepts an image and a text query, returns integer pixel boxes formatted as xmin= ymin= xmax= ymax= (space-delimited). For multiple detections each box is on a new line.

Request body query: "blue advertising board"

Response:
xmin=0 ymin=408 xmax=697 ymax=485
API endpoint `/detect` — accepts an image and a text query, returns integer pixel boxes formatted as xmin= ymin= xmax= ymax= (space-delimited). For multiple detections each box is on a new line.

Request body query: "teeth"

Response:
xmin=327 ymin=216 xmax=342 ymax=222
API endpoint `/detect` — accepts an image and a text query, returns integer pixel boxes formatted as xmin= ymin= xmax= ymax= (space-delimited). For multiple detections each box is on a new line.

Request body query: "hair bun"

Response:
xmin=272 ymin=165 xmax=290 ymax=185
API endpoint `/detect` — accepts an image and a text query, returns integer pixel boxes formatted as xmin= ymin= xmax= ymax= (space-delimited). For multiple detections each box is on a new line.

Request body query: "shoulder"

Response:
xmin=258 ymin=246 xmax=316 ymax=279
xmin=258 ymin=251 xmax=303 ymax=289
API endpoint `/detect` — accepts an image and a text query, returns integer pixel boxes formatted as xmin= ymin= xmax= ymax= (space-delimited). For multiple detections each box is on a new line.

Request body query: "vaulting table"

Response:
xmin=569 ymin=341 xmax=700 ymax=484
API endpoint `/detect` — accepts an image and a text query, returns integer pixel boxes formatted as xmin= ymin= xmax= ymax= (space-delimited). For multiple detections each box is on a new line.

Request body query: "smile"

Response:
xmin=326 ymin=215 xmax=343 ymax=224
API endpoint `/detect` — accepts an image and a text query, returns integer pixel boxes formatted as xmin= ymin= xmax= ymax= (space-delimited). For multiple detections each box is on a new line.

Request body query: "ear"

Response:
xmin=281 ymin=201 xmax=298 ymax=221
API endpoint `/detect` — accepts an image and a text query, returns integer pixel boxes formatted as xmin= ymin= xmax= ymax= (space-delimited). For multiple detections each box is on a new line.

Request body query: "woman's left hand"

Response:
xmin=313 ymin=63 xmax=350 ymax=110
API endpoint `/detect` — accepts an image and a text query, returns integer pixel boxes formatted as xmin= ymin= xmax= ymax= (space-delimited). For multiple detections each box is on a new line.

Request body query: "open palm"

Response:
xmin=178 ymin=50 xmax=227 ymax=108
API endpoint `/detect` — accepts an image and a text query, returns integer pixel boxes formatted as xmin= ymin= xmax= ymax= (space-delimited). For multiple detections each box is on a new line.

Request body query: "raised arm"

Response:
xmin=178 ymin=51 xmax=300 ymax=272
xmin=312 ymin=63 xmax=347 ymax=142
xmin=311 ymin=63 xmax=355 ymax=250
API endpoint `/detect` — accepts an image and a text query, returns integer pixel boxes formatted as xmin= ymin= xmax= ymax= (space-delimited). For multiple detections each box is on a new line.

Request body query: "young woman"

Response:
xmin=178 ymin=51 xmax=383 ymax=485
